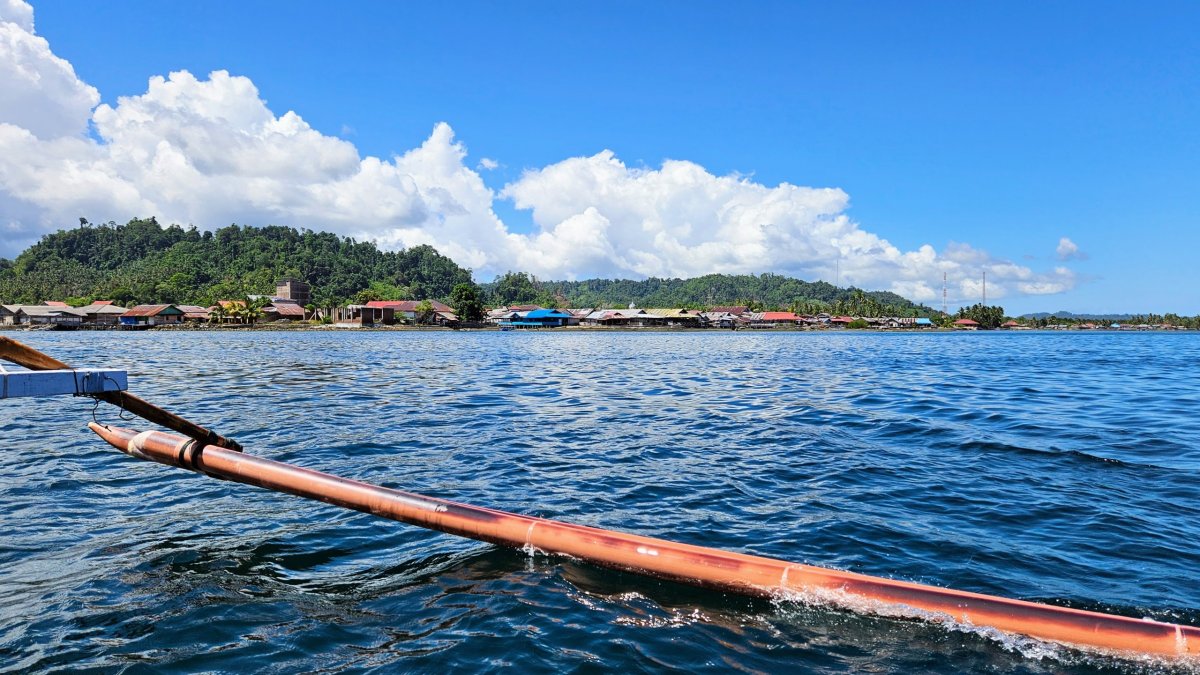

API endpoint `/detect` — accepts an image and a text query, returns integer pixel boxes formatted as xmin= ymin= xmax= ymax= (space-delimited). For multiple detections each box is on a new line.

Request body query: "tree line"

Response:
xmin=482 ymin=272 xmax=939 ymax=317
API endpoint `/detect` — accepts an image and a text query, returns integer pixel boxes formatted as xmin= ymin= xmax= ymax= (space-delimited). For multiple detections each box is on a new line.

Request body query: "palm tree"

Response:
xmin=222 ymin=300 xmax=246 ymax=324
xmin=242 ymin=295 xmax=268 ymax=325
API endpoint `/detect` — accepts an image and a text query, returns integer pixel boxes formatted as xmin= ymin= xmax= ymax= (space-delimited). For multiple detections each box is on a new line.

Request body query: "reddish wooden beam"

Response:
xmin=90 ymin=422 xmax=1198 ymax=660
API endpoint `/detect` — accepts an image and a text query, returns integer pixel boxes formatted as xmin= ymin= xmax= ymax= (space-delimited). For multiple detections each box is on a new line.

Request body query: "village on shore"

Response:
xmin=0 ymin=278 xmax=1190 ymax=332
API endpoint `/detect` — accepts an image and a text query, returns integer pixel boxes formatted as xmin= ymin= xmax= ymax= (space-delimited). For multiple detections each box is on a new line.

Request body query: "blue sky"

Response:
xmin=4 ymin=1 xmax=1198 ymax=314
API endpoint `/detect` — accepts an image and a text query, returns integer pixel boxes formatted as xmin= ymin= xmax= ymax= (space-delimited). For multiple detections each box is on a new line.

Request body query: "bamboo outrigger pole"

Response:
xmin=90 ymin=422 xmax=1199 ymax=660
xmin=0 ymin=337 xmax=241 ymax=451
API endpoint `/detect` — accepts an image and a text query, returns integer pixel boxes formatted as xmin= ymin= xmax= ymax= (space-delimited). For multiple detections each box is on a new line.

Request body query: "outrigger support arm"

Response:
xmin=89 ymin=422 xmax=1198 ymax=660
xmin=0 ymin=337 xmax=241 ymax=452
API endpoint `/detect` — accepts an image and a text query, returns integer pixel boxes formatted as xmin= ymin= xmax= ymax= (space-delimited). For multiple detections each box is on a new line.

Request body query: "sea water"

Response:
xmin=1 ymin=330 xmax=1197 ymax=673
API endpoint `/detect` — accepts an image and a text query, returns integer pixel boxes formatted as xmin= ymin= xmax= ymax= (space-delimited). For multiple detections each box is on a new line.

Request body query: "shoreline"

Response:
xmin=1 ymin=324 xmax=1192 ymax=334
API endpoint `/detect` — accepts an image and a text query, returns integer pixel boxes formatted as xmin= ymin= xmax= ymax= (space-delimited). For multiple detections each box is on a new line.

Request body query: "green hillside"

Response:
xmin=482 ymin=272 xmax=937 ymax=316
xmin=0 ymin=219 xmax=937 ymax=316
xmin=0 ymin=219 xmax=471 ymax=306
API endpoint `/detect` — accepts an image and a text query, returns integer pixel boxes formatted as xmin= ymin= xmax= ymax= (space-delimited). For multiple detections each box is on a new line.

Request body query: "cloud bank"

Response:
xmin=0 ymin=1 xmax=1077 ymax=304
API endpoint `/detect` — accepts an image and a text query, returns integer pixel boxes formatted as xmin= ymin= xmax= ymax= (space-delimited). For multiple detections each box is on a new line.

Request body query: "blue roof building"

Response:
xmin=502 ymin=308 xmax=572 ymax=328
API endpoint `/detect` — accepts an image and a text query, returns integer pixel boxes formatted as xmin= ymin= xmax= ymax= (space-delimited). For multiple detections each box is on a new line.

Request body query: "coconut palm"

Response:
xmin=241 ymin=295 xmax=268 ymax=325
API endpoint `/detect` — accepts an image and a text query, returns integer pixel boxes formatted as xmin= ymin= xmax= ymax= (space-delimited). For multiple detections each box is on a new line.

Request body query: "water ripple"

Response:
xmin=0 ymin=330 xmax=1197 ymax=673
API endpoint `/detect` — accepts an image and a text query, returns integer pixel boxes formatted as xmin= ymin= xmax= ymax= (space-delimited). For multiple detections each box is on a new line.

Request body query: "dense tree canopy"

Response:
xmin=957 ymin=303 xmax=1006 ymax=329
xmin=0 ymin=218 xmax=472 ymax=306
xmin=481 ymin=272 xmax=936 ymax=317
xmin=450 ymin=283 xmax=485 ymax=322
xmin=1 ymin=219 xmax=948 ymax=318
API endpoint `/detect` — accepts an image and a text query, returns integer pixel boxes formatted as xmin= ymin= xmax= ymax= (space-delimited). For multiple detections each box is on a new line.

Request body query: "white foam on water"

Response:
xmin=614 ymin=607 xmax=710 ymax=629
xmin=767 ymin=586 xmax=1200 ymax=673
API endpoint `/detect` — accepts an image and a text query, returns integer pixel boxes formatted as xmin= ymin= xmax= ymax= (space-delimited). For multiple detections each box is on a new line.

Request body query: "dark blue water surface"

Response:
xmin=1 ymin=330 xmax=1198 ymax=673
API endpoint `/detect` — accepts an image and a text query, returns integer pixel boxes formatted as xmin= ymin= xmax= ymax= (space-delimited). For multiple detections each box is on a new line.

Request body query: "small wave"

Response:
xmin=954 ymin=437 xmax=1179 ymax=471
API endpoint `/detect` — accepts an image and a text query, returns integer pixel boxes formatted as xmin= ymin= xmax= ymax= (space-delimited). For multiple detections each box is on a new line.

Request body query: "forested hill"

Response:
xmin=483 ymin=272 xmax=936 ymax=317
xmin=0 ymin=219 xmax=934 ymax=315
xmin=0 ymin=219 xmax=472 ymax=306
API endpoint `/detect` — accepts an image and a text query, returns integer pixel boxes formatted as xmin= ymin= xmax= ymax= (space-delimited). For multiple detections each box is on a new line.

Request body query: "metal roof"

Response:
xmin=365 ymin=299 xmax=452 ymax=312
xmin=122 ymin=304 xmax=182 ymax=317
xmin=80 ymin=304 xmax=128 ymax=314
xmin=647 ymin=308 xmax=702 ymax=318
xmin=267 ymin=303 xmax=305 ymax=317
xmin=16 ymin=305 xmax=86 ymax=317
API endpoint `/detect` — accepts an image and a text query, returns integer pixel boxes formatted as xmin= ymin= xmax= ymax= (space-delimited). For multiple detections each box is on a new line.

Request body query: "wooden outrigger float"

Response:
xmin=3 ymin=337 xmax=1198 ymax=660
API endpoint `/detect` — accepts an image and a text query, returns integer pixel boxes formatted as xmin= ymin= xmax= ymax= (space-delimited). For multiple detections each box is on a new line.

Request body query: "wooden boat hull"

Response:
xmin=88 ymin=423 xmax=1198 ymax=660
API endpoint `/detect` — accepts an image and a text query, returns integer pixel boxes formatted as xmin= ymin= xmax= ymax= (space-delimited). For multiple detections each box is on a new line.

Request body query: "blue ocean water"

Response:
xmin=0 ymin=330 xmax=1197 ymax=673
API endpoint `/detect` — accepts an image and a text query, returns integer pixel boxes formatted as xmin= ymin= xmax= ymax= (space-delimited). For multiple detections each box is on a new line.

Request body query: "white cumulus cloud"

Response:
xmin=0 ymin=0 xmax=97 ymax=140
xmin=0 ymin=0 xmax=1082 ymax=307
xmin=1056 ymin=236 xmax=1086 ymax=261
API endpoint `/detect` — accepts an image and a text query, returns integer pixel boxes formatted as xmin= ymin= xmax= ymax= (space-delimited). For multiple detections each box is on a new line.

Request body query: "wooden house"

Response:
xmin=501 ymin=308 xmax=570 ymax=328
xmin=262 ymin=300 xmax=306 ymax=321
xmin=176 ymin=305 xmax=212 ymax=322
xmin=365 ymin=300 xmax=452 ymax=324
xmin=647 ymin=309 xmax=705 ymax=328
xmin=79 ymin=301 xmax=129 ymax=325
xmin=0 ymin=305 xmax=19 ymax=325
xmin=701 ymin=311 xmax=738 ymax=329
xmin=15 ymin=305 xmax=86 ymax=327
xmin=333 ymin=305 xmax=394 ymax=327
xmin=120 ymin=305 xmax=184 ymax=327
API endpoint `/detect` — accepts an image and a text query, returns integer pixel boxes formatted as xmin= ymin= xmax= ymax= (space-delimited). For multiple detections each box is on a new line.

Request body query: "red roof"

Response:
xmin=365 ymin=299 xmax=452 ymax=312
xmin=122 ymin=304 xmax=179 ymax=317
xmin=507 ymin=304 xmax=542 ymax=311
xmin=954 ymin=318 xmax=979 ymax=326
xmin=44 ymin=301 xmax=69 ymax=307
xmin=91 ymin=300 xmax=113 ymax=306
xmin=1002 ymin=321 xmax=1020 ymax=327
xmin=830 ymin=316 xmax=855 ymax=323
xmin=761 ymin=312 xmax=800 ymax=321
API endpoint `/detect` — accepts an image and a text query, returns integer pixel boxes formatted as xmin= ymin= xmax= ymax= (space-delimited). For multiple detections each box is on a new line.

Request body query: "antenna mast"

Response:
xmin=982 ymin=271 xmax=987 ymax=305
